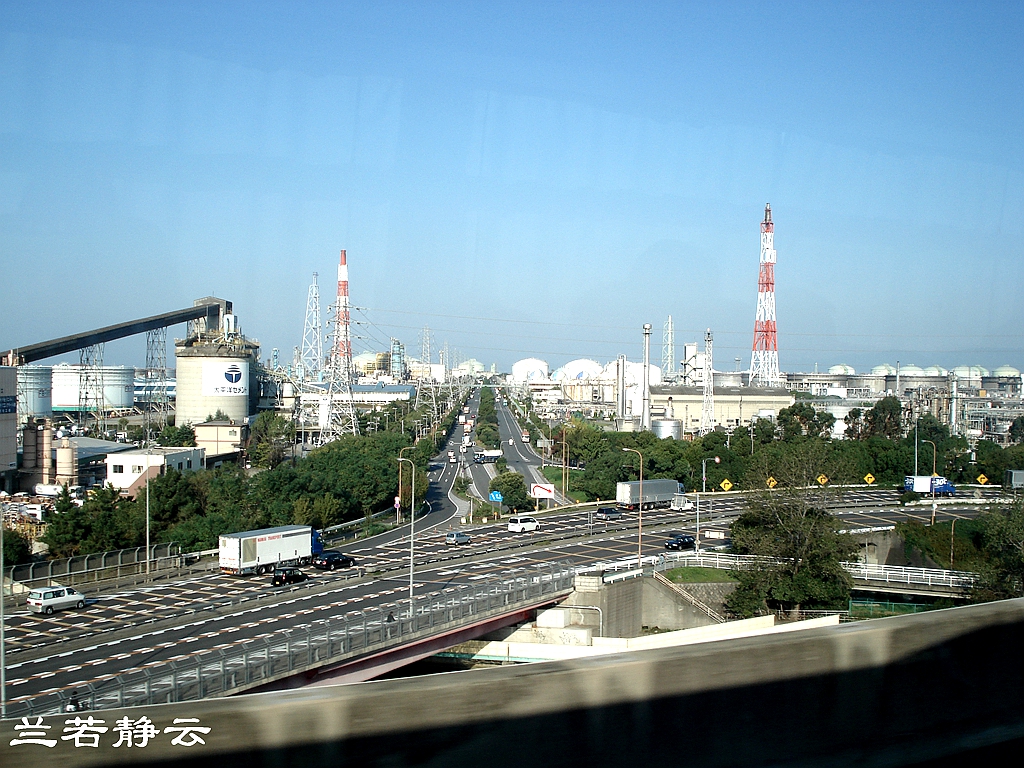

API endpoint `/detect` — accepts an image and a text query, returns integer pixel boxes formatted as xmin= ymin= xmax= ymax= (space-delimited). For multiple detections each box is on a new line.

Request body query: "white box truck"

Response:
xmin=616 ymin=479 xmax=682 ymax=510
xmin=219 ymin=525 xmax=325 ymax=576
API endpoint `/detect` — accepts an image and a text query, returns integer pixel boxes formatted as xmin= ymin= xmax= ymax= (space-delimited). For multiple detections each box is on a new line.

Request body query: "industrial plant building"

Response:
xmin=104 ymin=447 xmax=206 ymax=497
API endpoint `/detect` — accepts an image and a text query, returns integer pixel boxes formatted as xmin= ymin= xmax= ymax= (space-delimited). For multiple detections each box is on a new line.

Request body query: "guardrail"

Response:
xmin=3 ymin=542 xmax=180 ymax=592
xmin=578 ymin=551 xmax=978 ymax=591
xmin=8 ymin=561 xmax=576 ymax=718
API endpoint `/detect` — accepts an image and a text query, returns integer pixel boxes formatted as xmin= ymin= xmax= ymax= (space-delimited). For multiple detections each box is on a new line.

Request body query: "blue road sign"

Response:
xmin=489 ymin=491 xmax=504 ymax=503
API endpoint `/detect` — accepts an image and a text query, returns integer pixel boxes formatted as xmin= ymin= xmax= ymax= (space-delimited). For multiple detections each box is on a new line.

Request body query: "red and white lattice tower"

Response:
xmin=317 ymin=249 xmax=359 ymax=443
xmin=332 ymin=249 xmax=353 ymax=379
xmin=750 ymin=203 xmax=781 ymax=387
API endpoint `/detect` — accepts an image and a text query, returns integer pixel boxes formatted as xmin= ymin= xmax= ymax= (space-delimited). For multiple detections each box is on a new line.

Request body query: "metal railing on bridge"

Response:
xmin=8 ymin=561 xmax=576 ymax=719
xmin=579 ymin=552 xmax=978 ymax=591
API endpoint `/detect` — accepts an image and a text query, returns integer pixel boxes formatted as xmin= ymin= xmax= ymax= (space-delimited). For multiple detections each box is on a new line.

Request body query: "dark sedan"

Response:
xmin=664 ymin=534 xmax=696 ymax=551
xmin=271 ymin=567 xmax=308 ymax=586
xmin=312 ymin=551 xmax=357 ymax=570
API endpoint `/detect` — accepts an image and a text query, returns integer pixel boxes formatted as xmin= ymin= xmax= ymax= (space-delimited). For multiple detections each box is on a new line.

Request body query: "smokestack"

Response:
xmin=642 ymin=324 xmax=652 ymax=430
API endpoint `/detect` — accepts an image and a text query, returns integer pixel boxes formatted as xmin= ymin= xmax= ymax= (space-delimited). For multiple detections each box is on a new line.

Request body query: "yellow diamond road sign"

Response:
xmin=766 ymin=476 xmax=778 ymax=489
xmin=720 ymin=478 xmax=733 ymax=492
xmin=977 ymin=474 xmax=988 ymax=485
xmin=816 ymin=474 xmax=829 ymax=486
xmin=864 ymin=473 xmax=875 ymax=485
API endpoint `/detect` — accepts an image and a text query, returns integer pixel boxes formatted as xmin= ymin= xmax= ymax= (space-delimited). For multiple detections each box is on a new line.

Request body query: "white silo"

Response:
xmin=174 ymin=338 xmax=259 ymax=425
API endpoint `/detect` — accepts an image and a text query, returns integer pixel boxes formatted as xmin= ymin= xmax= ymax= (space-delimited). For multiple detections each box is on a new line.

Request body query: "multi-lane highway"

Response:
xmin=1 ymin=388 xmax=1004 ymax=713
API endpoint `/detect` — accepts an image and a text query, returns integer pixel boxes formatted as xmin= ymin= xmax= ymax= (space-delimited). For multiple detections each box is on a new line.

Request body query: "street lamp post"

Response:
xmin=697 ymin=456 xmax=721 ymax=554
xmin=145 ymin=443 xmax=152 ymax=575
xmin=622 ymin=448 xmax=644 ymax=568
xmin=398 ymin=446 xmax=414 ymax=525
xmin=396 ymin=457 xmax=416 ymax=617
xmin=1 ymin=503 xmax=7 ymax=718
xmin=922 ymin=439 xmax=938 ymax=524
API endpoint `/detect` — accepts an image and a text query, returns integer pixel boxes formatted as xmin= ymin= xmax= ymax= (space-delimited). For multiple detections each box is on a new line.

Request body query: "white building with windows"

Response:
xmin=104 ymin=447 xmax=205 ymax=497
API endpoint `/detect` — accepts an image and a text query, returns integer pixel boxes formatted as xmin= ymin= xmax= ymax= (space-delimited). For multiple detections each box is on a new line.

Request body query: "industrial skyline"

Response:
xmin=1 ymin=3 xmax=1021 ymax=373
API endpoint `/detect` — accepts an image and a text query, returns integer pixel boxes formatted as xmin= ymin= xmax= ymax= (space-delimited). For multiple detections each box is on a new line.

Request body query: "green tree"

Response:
xmin=489 ymin=471 xmax=532 ymax=514
xmin=865 ymin=396 xmax=903 ymax=440
xmin=247 ymin=411 xmax=295 ymax=469
xmin=777 ymin=402 xmax=835 ymax=441
xmin=2 ymin=527 xmax=32 ymax=565
xmin=973 ymin=502 xmax=1024 ymax=600
xmin=843 ymin=408 xmax=865 ymax=440
xmin=158 ymin=424 xmax=196 ymax=447
xmin=1010 ymin=416 xmax=1024 ymax=444
xmin=726 ymin=492 xmax=857 ymax=617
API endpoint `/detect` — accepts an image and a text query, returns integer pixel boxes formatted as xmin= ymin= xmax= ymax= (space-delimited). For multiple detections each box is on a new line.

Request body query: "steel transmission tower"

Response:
xmin=750 ymin=203 xmax=782 ymax=386
xmin=145 ymin=327 xmax=168 ymax=440
xmin=79 ymin=343 xmax=105 ymax=433
xmin=699 ymin=329 xmax=714 ymax=436
xmin=662 ymin=315 xmax=675 ymax=380
xmin=300 ymin=272 xmax=323 ymax=381
xmin=318 ymin=250 xmax=359 ymax=443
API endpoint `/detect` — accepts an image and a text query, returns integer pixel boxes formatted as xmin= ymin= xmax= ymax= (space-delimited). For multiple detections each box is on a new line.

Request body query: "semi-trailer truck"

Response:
xmin=903 ymin=475 xmax=956 ymax=496
xmin=219 ymin=525 xmax=325 ymax=575
xmin=616 ymin=479 xmax=683 ymax=510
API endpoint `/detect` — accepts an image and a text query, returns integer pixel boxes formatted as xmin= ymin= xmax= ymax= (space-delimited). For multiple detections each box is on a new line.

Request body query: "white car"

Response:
xmin=507 ymin=516 xmax=539 ymax=533
xmin=27 ymin=585 xmax=86 ymax=615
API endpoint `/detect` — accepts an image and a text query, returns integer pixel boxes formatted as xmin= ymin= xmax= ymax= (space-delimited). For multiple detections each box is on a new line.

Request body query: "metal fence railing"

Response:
xmin=7 ymin=562 xmax=576 ymax=719
xmin=578 ymin=552 xmax=978 ymax=591
xmin=4 ymin=543 xmax=180 ymax=593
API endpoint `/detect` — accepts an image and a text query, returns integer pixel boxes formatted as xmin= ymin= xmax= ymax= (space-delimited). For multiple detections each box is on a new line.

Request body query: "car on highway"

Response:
xmin=312 ymin=551 xmax=357 ymax=570
xmin=26 ymin=585 xmax=85 ymax=615
xmin=445 ymin=531 xmax=471 ymax=545
xmin=508 ymin=516 xmax=539 ymax=533
xmin=594 ymin=507 xmax=622 ymax=521
xmin=271 ymin=567 xmax=309 ymax=586
xmin=664 ymin=534 xmax=696 ymax=551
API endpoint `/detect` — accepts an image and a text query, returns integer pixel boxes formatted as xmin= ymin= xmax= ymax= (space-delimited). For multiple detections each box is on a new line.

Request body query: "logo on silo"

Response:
xmin=224 ymin=365 xmax=243 ymax=384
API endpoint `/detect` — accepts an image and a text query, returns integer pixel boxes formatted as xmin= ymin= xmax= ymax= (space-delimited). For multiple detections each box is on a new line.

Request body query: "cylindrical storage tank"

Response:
xmin=282 ymin=381 xmax=295 ymax=398
xmin=17 ymin=366 xmax=52 ymax=420
xmin=652 ymin=419 xmax=682 ymax=439
xmin=56 ymin=438 xmax=77 ymax=485
xmin=22 ymin=423 xmax=37 ymax=469
xmin=51 ymin=364 xmax=82 ymax=410
xmin=40 ymin=421 xmax=52 ymax=484
xmin=102 ymin=367 xmax=135 ymax=409
xmin=174 ymin=342 xmax=258 ymax=426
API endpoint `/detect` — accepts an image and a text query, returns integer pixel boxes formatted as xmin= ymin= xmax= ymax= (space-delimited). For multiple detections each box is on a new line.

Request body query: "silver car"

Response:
xmin=26 ymin=585 xmax=86 ymax=615
xmin=445 ymin=531 xmax=471 ymax=545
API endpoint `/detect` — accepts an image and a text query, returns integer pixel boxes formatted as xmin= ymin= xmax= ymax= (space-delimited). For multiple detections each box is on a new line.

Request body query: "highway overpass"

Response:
xmin=5 ymin=596 xmax=1024 ymax=767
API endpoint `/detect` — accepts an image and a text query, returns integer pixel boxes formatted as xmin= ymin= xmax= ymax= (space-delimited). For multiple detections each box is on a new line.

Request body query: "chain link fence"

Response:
xmin=8 ymin=561 xmax=575 ymax=719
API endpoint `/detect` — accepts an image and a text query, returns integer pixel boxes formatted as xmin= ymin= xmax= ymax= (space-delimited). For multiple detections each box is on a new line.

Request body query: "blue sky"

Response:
xmin=2 ymin=1 xmax=1022 ymax=374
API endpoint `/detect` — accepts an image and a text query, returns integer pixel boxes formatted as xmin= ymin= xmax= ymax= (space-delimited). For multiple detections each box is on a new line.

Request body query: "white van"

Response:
xmin=507 ymin=516 xmax=539 ymax=533
xmin=26 ymin=585 xmax=85 ymax=615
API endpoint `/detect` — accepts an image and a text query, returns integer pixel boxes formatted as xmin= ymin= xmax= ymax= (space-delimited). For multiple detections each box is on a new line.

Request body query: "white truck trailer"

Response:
xmin=615 ymin=479 xmax=683 ymax=510
xmin=219 ymin=525 xmax=324 ymax=576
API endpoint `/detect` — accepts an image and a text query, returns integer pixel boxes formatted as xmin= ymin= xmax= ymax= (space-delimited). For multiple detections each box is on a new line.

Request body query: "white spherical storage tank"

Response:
xmin=174 ymin=341 xmax=258 ymax=425
xmin=510 ymin=358 xmax=549 ymax=383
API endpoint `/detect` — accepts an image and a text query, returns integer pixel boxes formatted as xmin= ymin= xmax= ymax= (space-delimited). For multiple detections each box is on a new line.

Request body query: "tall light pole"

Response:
xmin=922 ymin=439 xmax=938 ymax=524
xmin=622 ymin=448 xmax=644 ymax=567
xmin=697 ymin=456 xmax=720 ymax=554
xmin=398 ymin=446 xmax=414 ymax=525
xmin=1 ymin=503 xmax=7 ymax=718
xmin=145 ymin=443 xmax=152 ymax=575
xmin=396 ymin=456 xmax=416 ymax=616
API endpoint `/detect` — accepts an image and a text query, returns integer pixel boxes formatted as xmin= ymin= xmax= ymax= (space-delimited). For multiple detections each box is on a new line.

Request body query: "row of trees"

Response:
xmin=547 ymin=397 xmax=1024 ymax=500
xmin=39 ymin=395 xmax=473 ymax=558
xmin=475 ymin=387 xmax=501 ymax=449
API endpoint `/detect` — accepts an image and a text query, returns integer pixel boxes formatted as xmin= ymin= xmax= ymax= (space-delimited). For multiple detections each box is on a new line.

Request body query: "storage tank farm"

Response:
xmin=50 ymin=364 xmax=134 ymax=411
xmin=174 ymin=299 xmax=259 ymax=426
